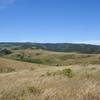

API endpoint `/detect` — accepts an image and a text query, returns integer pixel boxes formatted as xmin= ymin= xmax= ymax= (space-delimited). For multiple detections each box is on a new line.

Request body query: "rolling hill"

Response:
xmin=0 ymin=42 xmax=100 ymax=53
xmin=0 ymin=43 xmax=100 ymax=100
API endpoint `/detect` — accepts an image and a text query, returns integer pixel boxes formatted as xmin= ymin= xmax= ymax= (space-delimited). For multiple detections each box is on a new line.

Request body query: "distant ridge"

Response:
xmin=0 ymin=42 xmax=100 ymax=54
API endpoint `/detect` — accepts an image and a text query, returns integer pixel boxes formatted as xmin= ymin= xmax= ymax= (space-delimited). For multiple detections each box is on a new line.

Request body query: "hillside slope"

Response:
xmin=3 ymin=49 xmax=100 ymax=66
xmin=0 ymin=58 xmax=100 ymax=100
xmin=0 ymin=42 xmax=100 ymax=53
xmin=0 ymin=57 xmax=45 ymax=72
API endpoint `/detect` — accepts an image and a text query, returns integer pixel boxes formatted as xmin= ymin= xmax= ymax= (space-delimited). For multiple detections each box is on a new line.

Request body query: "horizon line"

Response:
xmin=0 ymin=41 xmax=100 ymax=46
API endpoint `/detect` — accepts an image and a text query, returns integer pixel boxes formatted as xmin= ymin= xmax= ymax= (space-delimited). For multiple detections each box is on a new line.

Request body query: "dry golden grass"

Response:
xmin=0 ymin=57 xmax=46 ymax=71
xmin=0 ymin=57 xmax=100 ymax=100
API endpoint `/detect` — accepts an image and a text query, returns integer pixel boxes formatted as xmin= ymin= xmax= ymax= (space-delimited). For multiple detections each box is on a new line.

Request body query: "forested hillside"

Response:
xmin=0 ymin=42 xmax=100 ymax=54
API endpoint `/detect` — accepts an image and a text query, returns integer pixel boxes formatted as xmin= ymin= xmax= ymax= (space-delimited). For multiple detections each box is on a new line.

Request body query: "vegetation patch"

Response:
xmin=0 ymin=49 xmax=12 ymax=56
xmin=11 ymin=54 xmax=44 ymax=64
xmin=46 ymin=68 xmax=74 ymax=78
xmin=0 ymin=67 xmax=15 ymax=73
xmin=27 ymin=86 xmax=41 ymax=95
xmin=62 ymin=68 xmax=74 ymax=78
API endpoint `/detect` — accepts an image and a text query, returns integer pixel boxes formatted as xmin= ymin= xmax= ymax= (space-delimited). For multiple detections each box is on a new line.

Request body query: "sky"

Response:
xmin=0 ymin=0 xmax=100 ymax=44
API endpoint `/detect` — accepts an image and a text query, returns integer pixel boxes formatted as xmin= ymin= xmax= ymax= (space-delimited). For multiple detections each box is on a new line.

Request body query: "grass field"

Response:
xmin=0 ymin=52 xmax=100 ymax=100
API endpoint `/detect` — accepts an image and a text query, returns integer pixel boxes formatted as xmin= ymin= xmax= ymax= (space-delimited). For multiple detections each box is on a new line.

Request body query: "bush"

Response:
xmin=62 ymin=68 xmax=74 ymax=78
xmin=16 ymin=54 xmax=24 ymax=60
xmin=0 ymin=49 xmax=12 ymax=55
xmin=45 ymin=69 xmax=74 ymax=78
xmin=27 ymin=86 xmax=41 ymax=95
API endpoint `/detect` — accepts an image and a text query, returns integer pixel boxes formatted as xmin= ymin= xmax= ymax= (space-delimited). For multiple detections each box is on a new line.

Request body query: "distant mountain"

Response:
xmin=0 ymin=42 xmax=100 ymax=54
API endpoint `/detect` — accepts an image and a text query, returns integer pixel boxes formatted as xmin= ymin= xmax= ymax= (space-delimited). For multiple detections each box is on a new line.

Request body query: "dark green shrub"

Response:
xmin=16 ymin=54 xmax=24 ymax=60
xmin=0 ymin=49 xmax=12 ymax=55
xmin=62 ymin=68 xmax=74 ymax=78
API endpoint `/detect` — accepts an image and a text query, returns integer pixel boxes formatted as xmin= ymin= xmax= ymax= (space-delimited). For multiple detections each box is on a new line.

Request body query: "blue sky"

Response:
xmin=0 ymin=0 xmax=100 ymax=44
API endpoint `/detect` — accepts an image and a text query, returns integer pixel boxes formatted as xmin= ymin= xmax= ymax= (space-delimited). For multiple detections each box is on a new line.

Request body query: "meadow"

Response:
xmin=0 ymin=44 xmax=100 ymax=100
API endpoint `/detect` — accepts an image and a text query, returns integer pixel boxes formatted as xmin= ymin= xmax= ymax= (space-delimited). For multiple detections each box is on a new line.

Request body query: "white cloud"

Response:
xmin=0 ymin=0 xmax=16 ymax=9
xmin=73 ymin=40 xmax=100 ymax=45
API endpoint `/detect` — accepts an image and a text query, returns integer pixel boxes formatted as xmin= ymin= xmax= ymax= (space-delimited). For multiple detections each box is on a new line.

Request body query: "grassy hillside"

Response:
xmin=2 ymin=49 xmax=100 ymax=66
xmin=0 ymin=57 xmax=100 ymax=100
xmin=0 ymin=57 xmax=46 ymax=72
xmin=0 ymin=43 xmax=100 ymax=100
